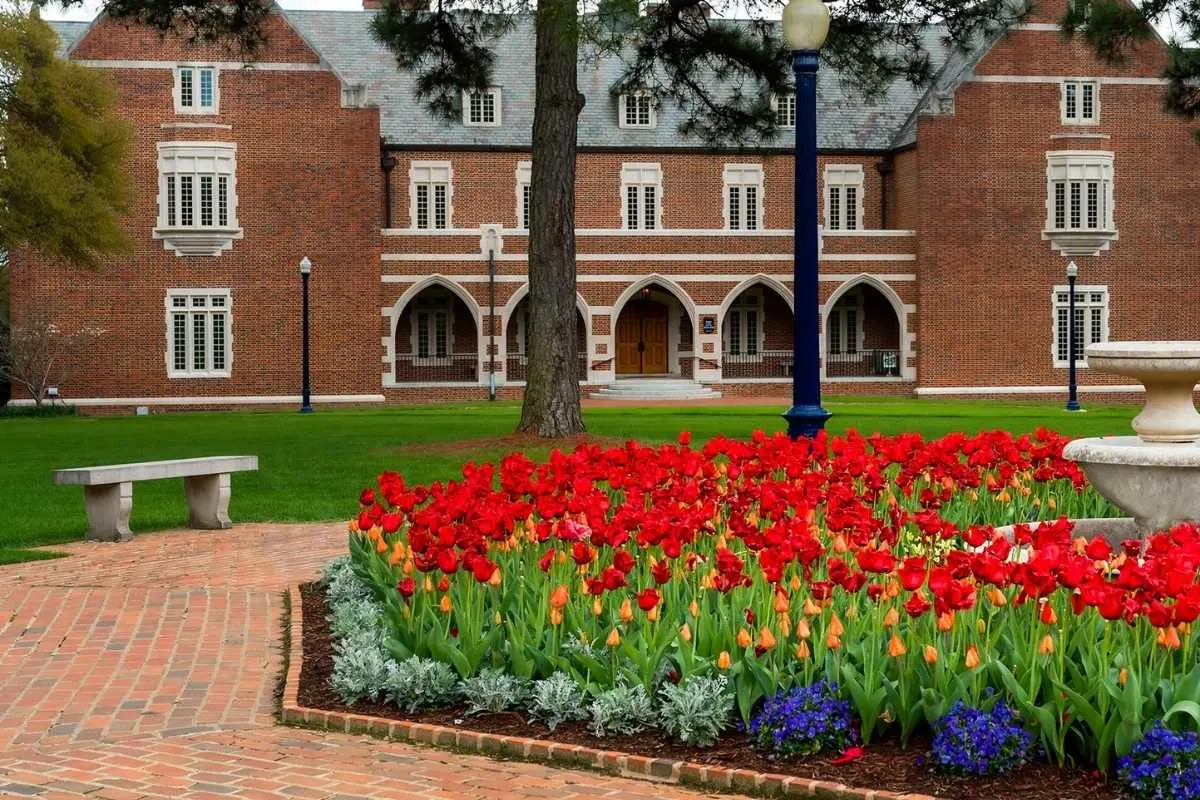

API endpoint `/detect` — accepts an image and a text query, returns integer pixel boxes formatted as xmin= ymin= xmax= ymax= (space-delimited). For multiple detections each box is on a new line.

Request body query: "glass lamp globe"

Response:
xmin=782 ymin=0 xmax=831 ymax=51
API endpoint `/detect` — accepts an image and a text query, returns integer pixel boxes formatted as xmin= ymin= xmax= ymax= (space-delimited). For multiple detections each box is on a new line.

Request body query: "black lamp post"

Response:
xmin=299 ymin=256 xmax=313 ymax=414
xmin=483 ymin=227 xmax=500 ymax=401
xmin=1066 ymin=260 xmax=1081 ymax=412
xmin=781 ymin=0 xmax=832 ymax=439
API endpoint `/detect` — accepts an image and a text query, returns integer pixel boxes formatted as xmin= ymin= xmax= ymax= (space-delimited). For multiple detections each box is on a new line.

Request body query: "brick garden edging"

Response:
xmin=280 ymin=585 xmax=941 ymax=800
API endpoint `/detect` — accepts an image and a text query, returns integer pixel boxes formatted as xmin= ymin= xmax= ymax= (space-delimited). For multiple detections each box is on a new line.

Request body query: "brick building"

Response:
xmin=10 ymin=0 xmax=1200 ymax=409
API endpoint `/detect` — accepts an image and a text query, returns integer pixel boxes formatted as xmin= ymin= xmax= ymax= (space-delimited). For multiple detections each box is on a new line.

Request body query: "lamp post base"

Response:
xmin=1066 ymin=399 xmax=1081 ymax=412
xmin=783 ymin=403 xmax=832 ymax=440
xmin=300 ymin=404 xmax=314 ymax=414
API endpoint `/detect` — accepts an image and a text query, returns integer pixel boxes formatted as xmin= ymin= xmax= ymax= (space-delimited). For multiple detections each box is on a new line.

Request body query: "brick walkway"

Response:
xmin=0 ymin=524 xmax=741 ymax=800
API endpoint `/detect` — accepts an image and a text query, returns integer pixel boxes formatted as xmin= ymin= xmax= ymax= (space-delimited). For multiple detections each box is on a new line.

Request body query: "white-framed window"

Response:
xmin=154 ymin=142 xmax=241 ymax=257
xmin=410 ymin=161 xmax=453 ymax=230
xmin=1061 ymin=80 xmax=1099 ymax=124
xmin=771 ymin=93 xmax=796 ymax=129
xmin=1045 ymin=151 xmax=1114 ymax=232
xmin=724 ymin=290 xmax=764 ymax=358
xmin=174 ymin=65 xmax=218 ymax=114
xmin=165 ymin=289 xmax=231 ymax=377
xmin=463 ymin=88 xmax=501 ymax=127
xmin=516 ymin=160 xmax=532 ymax=229
xmin=824 ymin=164 xmax=864 ymax=231
xmin=619 ymin=92 xmax=656 ymax=129
xmin=620 ymin=162 xmax=662 ymax=230
xmin=410 ymin=291 xmax=454 ymax=362
xmin=1069 ymin=0 xmax=1092 ymax=22
xmin=1052 ymin=285 xmax=1108 ymax=367
xmin=723 ymin=164 xmax=764 ymax=231
xmin=827 ymin=290 xmax=865 ymax=356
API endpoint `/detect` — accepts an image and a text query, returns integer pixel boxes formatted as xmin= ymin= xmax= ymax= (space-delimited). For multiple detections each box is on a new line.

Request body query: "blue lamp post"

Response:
xmin=299 ymin=256 xmax=314 ymax=414
xmin=781 ymin=0 xmax=832 ymax=439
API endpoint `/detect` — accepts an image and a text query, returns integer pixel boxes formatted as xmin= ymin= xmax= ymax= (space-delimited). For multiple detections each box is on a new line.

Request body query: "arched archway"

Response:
xmin=503 ymin=289 xmax=590 ymax=382
xmin=822 ymin=275 xmax=905 ymax=379
xmin=390 ymin=277 xmax=480 ymax=383
xmin=719 ymin=277 xmax=795 ymax=379
xmin=611 ymin=277 xmax=697 ymax=377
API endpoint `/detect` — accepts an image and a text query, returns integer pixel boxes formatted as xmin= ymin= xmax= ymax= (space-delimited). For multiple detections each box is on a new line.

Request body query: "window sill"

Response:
xmin=1042 ymin=228 xmax=1118 ymax=257
xmin=167 ymin=370 xmax=231 ymax=379
xmin=154 ymin=227 xmax=244 ymax=257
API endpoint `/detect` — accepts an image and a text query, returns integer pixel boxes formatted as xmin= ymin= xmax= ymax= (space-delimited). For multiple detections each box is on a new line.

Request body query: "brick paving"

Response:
xmin=0 ymin=524 xmax=741 ymax=800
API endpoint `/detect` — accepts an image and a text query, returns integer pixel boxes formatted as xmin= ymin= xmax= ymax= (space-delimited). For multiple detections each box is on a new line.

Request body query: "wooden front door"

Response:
xmin=616 ymin=301 xmax=669 ymax=374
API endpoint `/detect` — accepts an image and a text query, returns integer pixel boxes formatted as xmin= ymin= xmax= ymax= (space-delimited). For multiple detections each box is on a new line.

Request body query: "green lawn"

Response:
xmin=0 ymin=397 xmax=1137 ymax=560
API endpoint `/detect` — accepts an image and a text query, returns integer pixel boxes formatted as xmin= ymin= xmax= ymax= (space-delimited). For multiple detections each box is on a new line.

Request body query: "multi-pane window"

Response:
xmin=723 ymin=164 xmax=764 ymax=230
xmin=175 ymin=66 xmax=217 ymax=113
xmin=156 ymin=143 xmax=238 ymax=248
xmin=621 ymin=163 xmax=662 ymax=230
xmin=773 ymin=93 xmax=796 ymax=128
xmin=619 ymin=93 xmax=655 ymax=128
xmin=516 ymin=161 xmax=532 ymax=229
xmin=824 ymin=165 xmax=864 ymax=231
xmin=412 ymin=294 xmax=452 ymax=360
xmin=464 ymin=89 xmax=501 ymax=126
xmin=410 ymin=161 xmax=453 ymax=229
xmin=725 ymin=292 xmax=762 ymax=358
xmin=828 ymin=292 xmax=863 ymax=356
xmin=1062 ymin=80 xmax=1099 ymax=124
xmin=1046 ymin=152 xmax=1114 ymax=232
xmin=167 ymin=290 xmax=230 ymax=377
xmin=1053 ymin=285 xmax=1108 ymax=366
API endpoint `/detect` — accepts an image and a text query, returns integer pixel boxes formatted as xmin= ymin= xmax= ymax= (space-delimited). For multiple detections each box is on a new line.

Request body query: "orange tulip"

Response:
xmin=774 ymin=591 xmax=791 ymax=614
xmin=886 ymin=579 xmax=901 ymax=599
xmin=647 ymin=606 xmax=659 ymax=622
xmin=1038 ymin=634 xmax=1055 ymax=655
xmin=619 ymin=598 xmax=633 ymax=623
xmin=716 ymin=650 xmax=732 ymax=670
xmin=789 ymin=574 xmax=802 ymax=591
xmin=1118 ymin=668 xmax=1129 ymax=686
xmin=795 ymin=640 xmax=811 ymax=660
xmin=803 ymin=597 xmax=822 ymax=617
xmin=488 ymin=568 xmax=503 ymax=588
xmin=828 ymin=613 xmax=845 ymax=637
xmin=923 ymin=644 xmax=939 ymax=664
xmin=736 ymin=628 xmax=753 ymax=649
xmin=826 ymin=630 xmax=842 ymax=650
xmin=832 ymin=534 xmax=849 ymax=554
xmin=937 ymin=612 xmax=955 ymax=632
xmin=887 ymin=634 xmax=907 ymax=658
xmin=1160 ymin=626 xmax=1182 ymax=650
xmin=439 ymin=594 xmax=453 ymax=614
xmin=679 ymin=623 xmax=692 ymax=643
xmin=423 ymin=576 xmax=434 ymax=593
xmin=689 ymin=600 xmax=700 ymax=617
xmin=779 ymin=615 xmax=791 ymax=638
xmin=987 ymin=587 xmax=1008 ymax=607
xmin=606 ymin=628 xmax=621 ymax=648
xmin=964 ymin=645 xmax=981 ymax=670
xmin=592 ymin=598 xmax=603 ymax=617
xmin=883 ymin=608 xmax=900 ymax=629
xmin=549 ymin=584 xmax=569 ymax=609
xmin=759 ymin=627 xmax=777 ymax=650
xmin=796 ymin=618 xmax=812 ymax=640
xmin=548 ymin=608 xmax=563 ymax=625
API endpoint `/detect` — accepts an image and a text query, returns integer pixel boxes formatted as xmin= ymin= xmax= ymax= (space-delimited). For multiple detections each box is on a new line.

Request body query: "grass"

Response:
xmin=0 ymin=397 xmax=1137 ymax=560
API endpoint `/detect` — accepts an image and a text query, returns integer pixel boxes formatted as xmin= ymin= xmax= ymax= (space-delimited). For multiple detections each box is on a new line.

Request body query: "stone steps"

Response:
xmin=589 ymin=379 xmax=722 ymax=401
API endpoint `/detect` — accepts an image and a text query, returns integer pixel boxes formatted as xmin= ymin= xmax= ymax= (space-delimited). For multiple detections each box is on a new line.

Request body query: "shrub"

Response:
xmin=750 ymin=681 xmax=856 ymax=758
xmin=1118 ymin=723 xmax=1200 ymax=800
xmin=330 ymin=635 xmax=389 ymax=705
xmin=929 ymin=701 xmax=1033 ymax=777
xmin=458 ymin=669 xmax=530 ymax=715
xmin=530 ymin=672 xmax=589 ymax=731
xmin=657 ymin=675 xmax=732 ymax=747
xmin=0 ymin=403 xmax=77 ymax=418
xmin=589 ymin=683 xmax=657 ymax=737
xmin=323 ymin=556 xmax=373 ymax=606
xmin=327 ymin=595 xmax=386 ymax=643
xmin=383 ymin=656 xmax=459 ymax=712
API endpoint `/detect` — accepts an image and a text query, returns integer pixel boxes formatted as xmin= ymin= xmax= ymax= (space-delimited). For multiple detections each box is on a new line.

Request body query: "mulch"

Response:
xmin=297 ymin=583 xmax=1122 ymax=800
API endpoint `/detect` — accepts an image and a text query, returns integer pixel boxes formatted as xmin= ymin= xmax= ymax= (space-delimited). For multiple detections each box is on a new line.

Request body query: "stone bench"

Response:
xmin=53 ymin=456 xmax=259 ymax=542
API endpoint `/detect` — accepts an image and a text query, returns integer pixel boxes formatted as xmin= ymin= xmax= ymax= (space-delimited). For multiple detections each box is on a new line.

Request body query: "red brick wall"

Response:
xmin=9 ymin=16 xmax=380 ymax=402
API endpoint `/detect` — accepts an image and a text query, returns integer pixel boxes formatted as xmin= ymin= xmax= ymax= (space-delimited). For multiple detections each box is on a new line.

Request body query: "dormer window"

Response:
xmin=619 ymin=92 xmax=656 ymax=129
xmin=175 ymin=66 xmax=218 ymax=114
xmin=1061 ymin=80 xmax=1099 ymax=124
xmin=771 ymin=94 xmax=796 ymax=129
xmin=463 ymin=88 xmax=501 ymax=127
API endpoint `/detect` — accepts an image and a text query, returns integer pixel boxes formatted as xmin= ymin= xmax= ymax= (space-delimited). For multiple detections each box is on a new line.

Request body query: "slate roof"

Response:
xmin=50 ymin=12 xmax=980 ymax=152
xmin=48 ymin=20 xmax=90 ymax=58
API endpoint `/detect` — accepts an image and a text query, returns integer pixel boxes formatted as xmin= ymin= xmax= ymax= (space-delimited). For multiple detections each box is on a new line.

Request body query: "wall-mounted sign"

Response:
xmin=702 ymin=316 xmax=716 ymax=335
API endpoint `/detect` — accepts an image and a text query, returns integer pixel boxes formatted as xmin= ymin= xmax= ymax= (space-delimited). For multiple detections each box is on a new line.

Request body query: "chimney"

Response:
xmin=363 ymin=0 xmax=381 ymax=8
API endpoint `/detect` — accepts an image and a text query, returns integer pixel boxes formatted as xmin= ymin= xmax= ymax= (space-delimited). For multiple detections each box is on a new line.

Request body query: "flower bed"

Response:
xmin=337 ymin=429 xmax=1200 ymax=794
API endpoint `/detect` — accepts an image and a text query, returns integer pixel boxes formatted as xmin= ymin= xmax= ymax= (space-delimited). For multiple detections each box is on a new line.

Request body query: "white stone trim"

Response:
xmin=1042 ymin=150 xmax=1117 ymax=255
xmin=164 ymin=288 xmax=233 ymax=379
xmin=154 ymin=141 xmax=242 ymax=257
xmin=823 ymin=164 xmax=865 ymax=232
xmin=382 ymin=273 xmax=917 ymax=283
xmin=381 ymin=379 xmax=482 ymax=389
xmin=620 ymin=162 xmax=663 ymax=230
xmin=722 ymin=164 xmax=765 ymax=231
xmin=173 ymin=64 xmax=219 ymax=115
xmin=821 ymin=274 xmax=914 ymax=381
xmin=500 ymin=285 xmax=594 ymax=382
xmin=1060 ymin=78 xmax=1100 ymax=125
xmin=9 ymin=394 xmax=386 ymax=407
xmin=1051 ymin=283 xmax=1109 ymax=368
xmin=608 ymin=275 xmax=698 ymax=378
xmin=618 ymin=92 xmax=657 ymax=129
xmin=385 ymin=275 xmax=482 ymax=385
xmin=515 ymin=161 xmax=531 ymax=230
xmin=382 ymin=227 xmax=916 ymax=237
xmin=77 ymin=59 xmax=330 ymax=72
xmin=381 ymin=253 xmax=915 ymax=263
xmin=1009 ymin=22 xmax=1062 ymax=31
xmin=160 ymin=122 xmax=232 ymax=130
xmin=462 ymin=87 xmax=502 ymax=127
xmin=970 ymin=74 xmax=1169 ymax=86
xmin=915 ymin=384 xmax=1146 ymax=396
xmin=409 ymin=160 xmax=454 ymax=230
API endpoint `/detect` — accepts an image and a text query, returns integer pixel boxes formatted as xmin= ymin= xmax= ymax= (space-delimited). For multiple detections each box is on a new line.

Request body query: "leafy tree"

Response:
xmin=0 ymin=6 xmax=131 ymax=271
xmin=47 ymin=0 xmax=1200 ymax=434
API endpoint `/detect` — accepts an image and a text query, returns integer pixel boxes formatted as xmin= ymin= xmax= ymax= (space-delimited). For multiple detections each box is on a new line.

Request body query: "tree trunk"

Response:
xmin=516 ymin=0 xmax=586 ymax=437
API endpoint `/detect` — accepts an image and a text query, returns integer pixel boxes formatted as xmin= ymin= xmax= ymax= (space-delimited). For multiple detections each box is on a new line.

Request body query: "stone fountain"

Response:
xmin=1062 ymin=341 xmax=1200 ymax=537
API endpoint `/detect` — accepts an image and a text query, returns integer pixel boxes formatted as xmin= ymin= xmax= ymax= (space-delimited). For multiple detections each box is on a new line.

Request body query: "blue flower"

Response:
xmin=750 ymin=681 xmax=857 ymax=758
xmin=929 ymin=701 xmax=1033 ymax=777
xmin=1119 ymin=722 xmax=1200 ymax=800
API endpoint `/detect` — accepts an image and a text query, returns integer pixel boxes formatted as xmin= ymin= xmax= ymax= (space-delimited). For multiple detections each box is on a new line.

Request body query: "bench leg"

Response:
xmin=83 ymin=483 xmax=133 ymax=542
xmin=184 ymin=473 xmax=232 ymax=530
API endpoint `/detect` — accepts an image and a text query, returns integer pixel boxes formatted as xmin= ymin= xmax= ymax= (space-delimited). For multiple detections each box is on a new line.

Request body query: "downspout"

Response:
xmin=875 ymin=154 xmax=894 ymax=230
xmin=381 ymin=143 xmax=396 ymax=229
